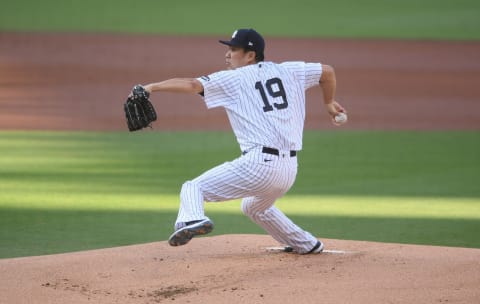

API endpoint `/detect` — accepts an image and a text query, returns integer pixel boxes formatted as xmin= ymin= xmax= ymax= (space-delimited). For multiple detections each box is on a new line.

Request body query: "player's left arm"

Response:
xmin=143 ymin=78 xmax=204 ymax=95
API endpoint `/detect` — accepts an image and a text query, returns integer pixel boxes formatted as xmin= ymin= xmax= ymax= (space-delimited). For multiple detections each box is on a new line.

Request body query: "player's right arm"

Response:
xmin=143 ymin=78 xmax=204 ymax=95
xmin=320 ymin=64 xmax=346 ymax=118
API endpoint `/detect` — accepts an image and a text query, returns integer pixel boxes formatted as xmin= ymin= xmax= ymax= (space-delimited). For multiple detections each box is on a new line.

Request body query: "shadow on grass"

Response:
xmin=1 ymin=208 xmax=479 ymax=259
xmin=3 ymin=131 xmax=480 ymax=198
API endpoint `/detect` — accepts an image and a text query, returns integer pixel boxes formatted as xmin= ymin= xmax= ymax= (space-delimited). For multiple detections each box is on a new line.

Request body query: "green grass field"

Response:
xmin=1 ymin=0 xmax=480 ymax=40
xmin=1 ymin=0 xmax=479 ymax=259
xmin=1 ymin=131 xmax=479 ymax=258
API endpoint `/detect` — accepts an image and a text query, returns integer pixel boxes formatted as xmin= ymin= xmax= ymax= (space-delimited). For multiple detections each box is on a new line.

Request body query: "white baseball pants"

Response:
xmin=174 ymin=146 xmax=319 ymax=254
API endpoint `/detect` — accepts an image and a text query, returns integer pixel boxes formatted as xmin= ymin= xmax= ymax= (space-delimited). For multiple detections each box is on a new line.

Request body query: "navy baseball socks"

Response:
xmin=168 ymin=219 xmax=214 ymax=246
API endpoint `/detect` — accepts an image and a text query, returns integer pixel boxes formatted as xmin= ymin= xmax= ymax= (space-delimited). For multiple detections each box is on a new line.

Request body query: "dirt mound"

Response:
xmin=1 ymin=235 xmax=479 ymax=304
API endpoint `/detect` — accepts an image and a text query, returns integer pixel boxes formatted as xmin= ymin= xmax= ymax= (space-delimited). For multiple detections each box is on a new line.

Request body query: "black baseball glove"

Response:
xmin=124 ymin=85 xmax=157 ymax=131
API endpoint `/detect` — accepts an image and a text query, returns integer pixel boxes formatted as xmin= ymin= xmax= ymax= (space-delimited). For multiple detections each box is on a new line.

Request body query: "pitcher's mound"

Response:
xmin=1 ymin=235 xmax=479 ymax=304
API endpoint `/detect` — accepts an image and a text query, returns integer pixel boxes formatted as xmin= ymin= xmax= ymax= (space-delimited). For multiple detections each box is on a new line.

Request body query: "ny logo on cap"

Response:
xmin=232 ymin=30 xmax=238 ymax=38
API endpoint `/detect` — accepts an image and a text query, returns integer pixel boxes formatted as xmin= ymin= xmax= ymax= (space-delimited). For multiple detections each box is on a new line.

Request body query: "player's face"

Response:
xmin=225 ymin=46 xmax=255 ymax=69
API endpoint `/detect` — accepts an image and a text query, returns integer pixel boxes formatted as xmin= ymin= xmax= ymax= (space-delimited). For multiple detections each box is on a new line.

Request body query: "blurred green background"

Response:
xmin=1 ymin=0 xmax=480 ymax=40
xmin=1 ymin=0 xmax=479 ymax=258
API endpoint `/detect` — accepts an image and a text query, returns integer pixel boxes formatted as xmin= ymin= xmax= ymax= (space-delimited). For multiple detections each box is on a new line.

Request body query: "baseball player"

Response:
xmin=141 ymin=29 xmax=346 ymax=254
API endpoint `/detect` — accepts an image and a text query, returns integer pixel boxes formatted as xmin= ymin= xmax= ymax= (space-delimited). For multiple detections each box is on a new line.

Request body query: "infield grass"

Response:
xmin=1 ymin=131 xmax=479 ymax=258
xmin=1 ymin=0 xmax=479 ymax=40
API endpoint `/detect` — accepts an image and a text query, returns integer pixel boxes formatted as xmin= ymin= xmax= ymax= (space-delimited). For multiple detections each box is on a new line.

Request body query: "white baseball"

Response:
xmin=334 ymin=112 xmax=348 ymax=124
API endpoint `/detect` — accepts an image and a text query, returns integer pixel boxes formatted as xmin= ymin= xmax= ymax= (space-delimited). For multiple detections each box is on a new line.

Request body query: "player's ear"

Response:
xmin=245 ymin=50 xmax=256 ymax=62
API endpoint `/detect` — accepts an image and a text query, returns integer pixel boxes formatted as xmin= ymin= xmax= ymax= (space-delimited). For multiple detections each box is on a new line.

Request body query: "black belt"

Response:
xmin=262 ymin=147 xmax=297 ymax=157
xmin=242 ymin=147 xmax=297 ymax=157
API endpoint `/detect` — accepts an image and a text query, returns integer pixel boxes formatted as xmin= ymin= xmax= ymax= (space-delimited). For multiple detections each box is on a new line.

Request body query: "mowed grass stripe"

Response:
xmin=1 ymin=131 xmax=479 ymax=197
xmin=0 ymin=130 xmax=479 ymax=257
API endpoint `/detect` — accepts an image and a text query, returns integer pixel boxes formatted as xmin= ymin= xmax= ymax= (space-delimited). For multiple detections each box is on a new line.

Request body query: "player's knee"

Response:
xmin=241 ymin=199 xmax=254 ymax=217
xmin=180 ymin=180 xmax=191 ymax=193
xmin=241 ymin=198 xmax=268 ymax=218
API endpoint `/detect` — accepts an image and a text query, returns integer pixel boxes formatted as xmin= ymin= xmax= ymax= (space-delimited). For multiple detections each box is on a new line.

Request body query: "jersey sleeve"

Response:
xmin=304 ymin=62 xmax=323 ymax=89
xmin=280 ymin=61 xmax=323 ymax=90
xmin=196 ymin=70 xmax=240 ymax=109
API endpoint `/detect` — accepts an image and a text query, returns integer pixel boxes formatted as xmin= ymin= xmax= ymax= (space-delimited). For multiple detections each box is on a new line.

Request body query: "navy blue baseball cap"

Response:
xmin=219 ymin=29 xmax=265 ymax=61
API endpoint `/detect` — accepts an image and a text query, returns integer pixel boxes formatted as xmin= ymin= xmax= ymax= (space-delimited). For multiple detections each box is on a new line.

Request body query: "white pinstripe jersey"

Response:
xmin=197 ymin=61 xmax=322 ymax=152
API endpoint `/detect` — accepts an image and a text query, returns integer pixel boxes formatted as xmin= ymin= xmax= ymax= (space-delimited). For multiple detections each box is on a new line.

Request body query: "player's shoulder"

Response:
xmin=279 ymin=61 xmax=308 ymax=69
xmin=204 ymin=68 xmax=239 ymax=82
xmin=236 ymin=61 xmax=299 ymax=73
xmin=280 ymin=61 xmax=323 ymax=76
xmin=249 ymin=61 xmax=303 ymax=68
